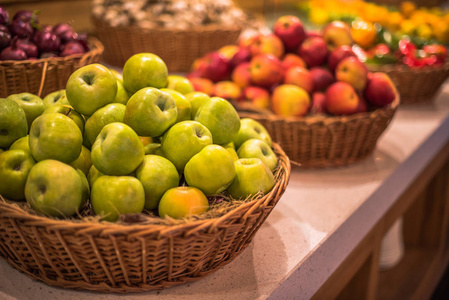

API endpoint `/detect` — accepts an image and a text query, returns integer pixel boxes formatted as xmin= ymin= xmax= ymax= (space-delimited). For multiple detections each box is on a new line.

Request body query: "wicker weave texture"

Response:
xmin=0 ymin=38 xmax=104 ymax=98
xmin=369 ymin=61 xmax=449 ymax=104
xmin=239 ymin=99 xmax=398 ymax=168
xmin=93 ymin=18 xmax=241 ymax=72
xmin=0 ymin=144 xmax=290 ymax=293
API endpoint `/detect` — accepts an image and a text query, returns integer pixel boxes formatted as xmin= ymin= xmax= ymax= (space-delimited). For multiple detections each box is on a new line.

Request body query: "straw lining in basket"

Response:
xmin=0 ymin=143 xmax=290 ymax=293
xmin=0 ymin=37 xmax=104 ymax=98
xmin=238 ymin=96 xmax=399 ymax=168
xmin=368 ymin=60 xmax=449 ymax=104
xmin=92 ymin=17 xmax=242 ymax=72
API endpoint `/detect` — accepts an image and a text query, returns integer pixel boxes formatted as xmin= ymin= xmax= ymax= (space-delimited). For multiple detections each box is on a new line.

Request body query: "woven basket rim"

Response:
xmin=92 ymin=16 xmax=243 ymax=33
xmin=367 ymin=58 xmax=449 ymax=74
xmin=238 ymin=93 xmax=400 ymax=126
xmin=0 ymin=37 xmax=104 ymax=66
xmin=0 ymin=143 xmax=290 ymax=235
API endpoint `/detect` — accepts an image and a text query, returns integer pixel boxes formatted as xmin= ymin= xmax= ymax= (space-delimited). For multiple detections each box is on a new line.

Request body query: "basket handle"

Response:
xmin=38 ymin=61 xmax=49 ymax=98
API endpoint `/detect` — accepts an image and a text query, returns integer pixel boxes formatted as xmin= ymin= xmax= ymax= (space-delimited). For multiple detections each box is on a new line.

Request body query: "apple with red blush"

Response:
xmin=281 ymin=53 xmax=307 ymax=71
xmin=325 ymin=82 xmax=360 ymax=115
xmin=230 ymin=47 xmax=252 ymax=68
xmin=364 ymin=72 xmax=398 ymax=107
xmin=309 ymin=67 xmax=334 ymax=92
xmin=231 ymin=62 xmax=252 ymax=88
xmin=273 ymin=15 xmax=306 ymax=53
xmin=284 ymin=66 xmax=314 ymax=94
xmin=335 ymin=56 xmax=368 ymax=92
xmin=212 ymin=81 xmax=242 ymax=101
xmin=297 ymin=36 xmax=328 ymax=68
xmin=328 ymin=45 xmax=356 ymax=72
xmin=195 ymin=52 xmax=231 ymax=82
xmin=243 ymin=86 xmax=270 ymax=110
xmin=310 ymin=92 xmax=326 ymax=114
xmin=249 ymin=34 xmax=285 ymax=59
xmin=272 ymin=84 xmax=310 ymax=117
xmin=249 ymin=54 xmax=284 ymax=88
xmin=322 ymin=21 xmax=353 ymax=51
xmin=189 ymin=77 xmax=214 ymax=95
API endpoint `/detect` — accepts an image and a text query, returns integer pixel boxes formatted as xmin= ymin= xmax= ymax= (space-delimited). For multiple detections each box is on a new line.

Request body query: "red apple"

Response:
xmin=189 ymin=77 xmax=214 ymax=95
xmin=230 ymin=47 xmax=252 ymax=68
xmin=364 ymin=72 xmax=398 ymax=107
xmin=212 ymin=81 xmax=242 ymax=100
xmin=249 ymin=34 xmax=285 ymax=58
xmin=284 ymin=66 xmax=314 ymax=94
xmin=357 ymin=96 xmax=368 ymax=113
xmin=273 ymin=15 xmax=306 ymax=53
xmin=335 ymin=56 xmax=368 ymax=92
xmin=272 ymin=84 xmax=310 ymax=117
xmin=238 ymin=34 xmax=258 ymax=49
xmin=282 ymin=53 xmax=307 ymax=71
xmin=250 ymin=54 xmax=284 ymax=88
xmin=328 ymin=45 xmax=356 ymax=72
xmin=195 ymin=52 xmax=231 ymax=82
xmin=323 ymin=21 xmax=353 ymax=51
xmin=325 ymin=82 xmax=360 ymax=115
xmin=309 ymin=67 xmax=335 ymax=92
xmin=232 ymin=62 xmax=252 ymax=88
xmin=243 ymin=86 xmax=270 ymax=109
xmin=310 ymin=92 xmax=326 ymax=114
xmin=307 ymin=30 xmax=322 ymax=38
xmin=297 ymin=36 xmax=328 ymax=68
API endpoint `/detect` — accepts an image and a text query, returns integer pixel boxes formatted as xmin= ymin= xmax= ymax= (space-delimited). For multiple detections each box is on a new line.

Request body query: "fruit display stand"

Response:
xmin=0 ymin=144 xmax=289 ymax=292
xmin=0 ymin=82 xmax=448 ymax=299
xmin=92 ymin=17 xmax=242 ymax=72
xmin=0 ymin=37 xmax=103 ymax=98
xmin=237 ymin=96 xmax=398 ymax=168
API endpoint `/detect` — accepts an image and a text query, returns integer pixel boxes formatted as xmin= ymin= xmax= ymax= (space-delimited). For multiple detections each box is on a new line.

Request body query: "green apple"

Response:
xmin=42 ymin=105 xmax=85 ymax=133
xmin=166 ymin=75 xmax=194 ymax=95
xmin=110 ymin=69 xmax=123 ymax=82
xmin=135 ymin=155 xmax=179 ymax=209
xmin=226 ymin=158 xmax=275 ymax=199
xmin=124 ymin=87 xmax=177 ymax=137
xmin=66 ymin=64 xmax=118 ymax=116
xmin=160 ymin=88 xmax=191 ymax=123
xmin=9 ymin=135 xmax=30 ymax=154
xmin=0 ymin=98 xmax=28 ymax=149
xmin=161 ymin=121 xmax=213 ymax=172
xmin=7 ymin=93 xmax=45 ymax=128
xmin=158 ymin=186 xmax=209 ymax=219
xmin=77 ymin=168 xmax=90 ymax=207
xmin=185 ymin=92 xmax=211 ymax=119
xmin=25 ymin=159 xmax=87 ymax=217
xmin=185 ymin=144 xmax=236 ymax=195
xmin=91 ymin=122 xmax=144 ymax=175
xmin=29 ymin=113 xmax=83 ymax=163
xmin=42 ymin=89 xmax=70 ymax=108
xmin=91 ymin=175 xmax=145 ymax=222
xmin=237 ymin=139 xmax=278 ymax=171
xmin=123 ymin=53 xmax=168 ymax=95
xmin=233 ymin=118 xmax=272 ymax=149
xmin=0 ymin=150 xmax=36 ymax=200
xmin=144 ymin=143 xmax=164 ymax=156
xmin=114 ymin=78 xmax=130 ymax=105
xmin=223 ymin=142 xmax=239 ymax=161
xmin=194 ymin=97 xmax=240 ymax=145
xmin=84 ymin=103 xmax=126 ymax=146
xmin=87 ymin=164 xmax=104 ymax=187
xmin=69 ymin=145 xmax=92 ymax=175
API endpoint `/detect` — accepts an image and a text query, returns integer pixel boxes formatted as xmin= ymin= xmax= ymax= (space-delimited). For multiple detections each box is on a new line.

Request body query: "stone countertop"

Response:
xmin=1 ymin=84 xmax=449 ymax=300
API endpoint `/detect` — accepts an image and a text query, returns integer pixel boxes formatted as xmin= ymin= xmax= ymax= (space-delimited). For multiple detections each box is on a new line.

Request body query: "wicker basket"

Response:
xmin=0 ymin=143 xmax=290 ymax=293
xmin=368 ymin=61 xmax=449 ymax=104
xmin=0 ymin=37 xmax=103 ymax=98
xmin=92 ymin=17 xmax=242 ymax=72
xmin=238 ymin=97 xmax=399 ymax=168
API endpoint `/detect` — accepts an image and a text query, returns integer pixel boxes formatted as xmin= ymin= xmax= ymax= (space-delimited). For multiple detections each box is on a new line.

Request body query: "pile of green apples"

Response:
xmin=0 ymin=53 xmax=279 ymax=222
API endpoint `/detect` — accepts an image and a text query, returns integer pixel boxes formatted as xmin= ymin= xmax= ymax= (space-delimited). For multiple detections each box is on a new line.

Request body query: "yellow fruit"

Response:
xmin=387 ymin=12 xmax=404 ymax=31
xmin=416 ymin=24 xmax=433 ymax=40
xmin=351 ymin=19 xmax=377 ymax=49
xmin=400 ymin=19 xmax=416 ymax=35
xmin=309 ymin=7 xmax=330 ymax=25
xmin=401 ymin=1 xmax=417 ymax=18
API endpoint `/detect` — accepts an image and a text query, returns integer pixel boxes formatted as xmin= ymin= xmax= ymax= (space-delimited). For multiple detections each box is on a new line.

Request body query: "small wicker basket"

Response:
xmin=237 ymin=97 xmax=399 ymax=168
xmin=0 ymin=37 xmax=104 ymax=99
xmin=0 ymin=144 xmax=290 ymax=293
xmin=92 ymin=17 xmax=242 ymax=72
xmin=368 ymin=61 xmax=449 ymax=104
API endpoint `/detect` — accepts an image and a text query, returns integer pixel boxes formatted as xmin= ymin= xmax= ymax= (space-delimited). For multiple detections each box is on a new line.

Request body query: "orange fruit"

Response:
xmin=158 ymin=186 xmax=209 ymax=219
xmin=351 ymin=19 xmax=377 ymax=49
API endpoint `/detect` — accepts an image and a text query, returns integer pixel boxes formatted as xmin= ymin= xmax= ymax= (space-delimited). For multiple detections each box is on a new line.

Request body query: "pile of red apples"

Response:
xmin=187 ymin=16 xmax=398 ymax=117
